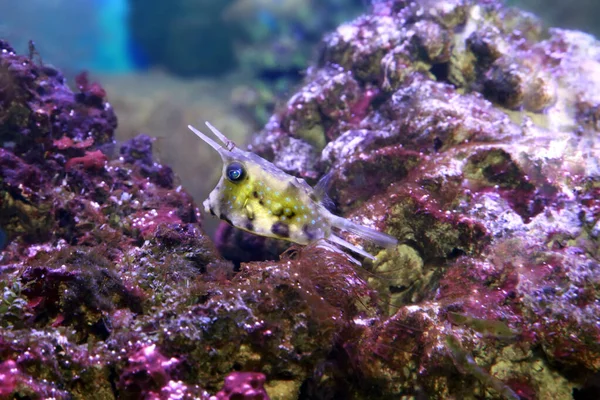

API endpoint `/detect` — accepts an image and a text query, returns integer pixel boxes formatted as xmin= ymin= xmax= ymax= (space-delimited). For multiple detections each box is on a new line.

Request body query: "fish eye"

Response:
xmin=226 ymin=162 xmax=246 ymax=182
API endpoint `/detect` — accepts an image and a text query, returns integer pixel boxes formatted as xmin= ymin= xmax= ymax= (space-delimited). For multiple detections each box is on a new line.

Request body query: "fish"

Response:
xmin=188 ymin=122 xmax=398 ymax=261
xmin=447 ymin=312 xmax=520 ymax=340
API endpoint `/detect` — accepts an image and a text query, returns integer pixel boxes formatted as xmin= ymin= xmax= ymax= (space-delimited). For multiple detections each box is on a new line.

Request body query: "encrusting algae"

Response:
xmin=188 ymin=122 xmax=398 ymax=260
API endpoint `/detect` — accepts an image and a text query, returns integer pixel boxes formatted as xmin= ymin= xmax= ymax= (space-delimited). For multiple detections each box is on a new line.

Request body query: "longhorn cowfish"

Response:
xmin=188 ymin=122 xmax=397 ymax=260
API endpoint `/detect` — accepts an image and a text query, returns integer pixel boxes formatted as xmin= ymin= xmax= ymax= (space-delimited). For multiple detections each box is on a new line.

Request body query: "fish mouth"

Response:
xmin=202 ymin=199 xmax=212 ymax=215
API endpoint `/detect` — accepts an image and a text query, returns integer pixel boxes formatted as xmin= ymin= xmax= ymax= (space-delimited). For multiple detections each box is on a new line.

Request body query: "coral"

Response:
xmin=0 ymin=39 xmax=222 ymax=398
xmin=0 ymin=38 xmax=376 ymax=399
xmin=3 ymin=0 xmax=600 ymax=399
xmin=118 ymin=344 xmax=184 ymax=399
xmin=240 ymin=0 xmax=600 ymax=398
xmin=211 ymin=372 xmax=269 ymax=400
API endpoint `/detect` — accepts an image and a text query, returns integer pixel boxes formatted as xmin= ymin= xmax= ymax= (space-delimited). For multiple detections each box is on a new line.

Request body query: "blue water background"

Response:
xmin=0 ymin=0 xmax=136 ymax=74
xmin=0 ymin=1 xmax=596 ymax=82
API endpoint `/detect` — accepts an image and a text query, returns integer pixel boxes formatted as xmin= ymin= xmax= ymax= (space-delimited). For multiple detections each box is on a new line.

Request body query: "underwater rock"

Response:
xmin=0 ymin=38 xmax=225 ymax=398
xmin=0 ymin=36 xmax=371 ymax=399
xmin=211 ymin=372 xmax=269 ymax=400
xmin=239 ymin=0 xmax=600 ymax=398
xmin=2 ymin=0 xmax=600 ymax=399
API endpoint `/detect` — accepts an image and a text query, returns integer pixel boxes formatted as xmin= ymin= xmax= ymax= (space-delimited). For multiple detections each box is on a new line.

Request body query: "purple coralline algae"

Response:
xmin=210 ymin=372 xmax=269 ymax=400
xmin=245 ymin=0 xmax=600 ymax=397
xmin=1 ymin=0 xmax=600 ymax=399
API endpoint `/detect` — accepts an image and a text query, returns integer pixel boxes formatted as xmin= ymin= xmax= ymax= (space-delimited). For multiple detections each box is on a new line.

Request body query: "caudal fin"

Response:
xmin=330 ymin=215 xmax=398 ymax=249
xmin=328 ymin=234 xmax=374 ymax=261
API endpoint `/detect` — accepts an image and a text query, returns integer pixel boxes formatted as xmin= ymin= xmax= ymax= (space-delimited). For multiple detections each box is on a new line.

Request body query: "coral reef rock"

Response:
xmin=2 ymin=0 xmax=600 ymax=398
xmin=242 ymin=0 xmax=600 ymax=398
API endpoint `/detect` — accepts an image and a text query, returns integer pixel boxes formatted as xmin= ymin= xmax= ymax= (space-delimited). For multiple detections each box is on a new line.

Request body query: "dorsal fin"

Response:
xmin=314 ymin=171 xmax=333 ymax=198
xmin=313 ymin=171 xmax=335 ymax=211
xmin=328 ymin=233 xmax=374 ymax=261
xmin=330 ymin=214 xmax=398 ymax=249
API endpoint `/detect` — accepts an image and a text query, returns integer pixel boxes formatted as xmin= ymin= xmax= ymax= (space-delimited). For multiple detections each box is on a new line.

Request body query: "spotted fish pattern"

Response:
xmin=189 ymin=122 xmax=397 ymax=260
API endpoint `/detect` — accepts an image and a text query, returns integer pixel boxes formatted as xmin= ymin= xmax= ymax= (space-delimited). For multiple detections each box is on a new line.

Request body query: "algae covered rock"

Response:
xmin=242 ymin=0 xmax=600 ymax=397
xmin=2 ymin=0 xmax=600 ymax=399
xmin=0 ymin=37 xmax=372 ymax=400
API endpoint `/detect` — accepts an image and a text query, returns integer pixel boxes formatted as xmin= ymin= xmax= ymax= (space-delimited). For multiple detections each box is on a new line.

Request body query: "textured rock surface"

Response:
xmin=0 ymin=40 xmax=280 ymax=398
xmin=2 ymin=0 xmax=600 ymax=399
xmin=0 ymin=38 xmax=370 ymax=400
xmin=242 ymin=0 xmax=600 ymax=398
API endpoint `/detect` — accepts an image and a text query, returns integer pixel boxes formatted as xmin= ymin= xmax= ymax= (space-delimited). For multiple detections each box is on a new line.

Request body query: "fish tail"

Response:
xmin=330 ymin=215 xmax=398 ymax=249
xmin=328 ymin=233 xmax=376 ymax=261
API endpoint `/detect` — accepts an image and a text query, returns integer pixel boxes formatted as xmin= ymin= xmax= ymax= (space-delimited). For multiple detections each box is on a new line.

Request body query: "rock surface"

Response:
xmin=245 ymin=0 xmax=600 ymax=397
xmin=2 ymin=0 xmax=600 ymax=399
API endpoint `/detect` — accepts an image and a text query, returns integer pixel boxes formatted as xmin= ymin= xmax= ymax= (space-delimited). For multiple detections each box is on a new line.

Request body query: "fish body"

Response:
xmin=189 ymin=122 xmax=397 ymax=260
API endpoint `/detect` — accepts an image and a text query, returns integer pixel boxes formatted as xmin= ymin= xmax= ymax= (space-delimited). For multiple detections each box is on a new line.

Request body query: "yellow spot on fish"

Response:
xmin=272 ymin=202 xmax=282 ymax=215
xmin=245 ymin=203 xmax=255 ymax=220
